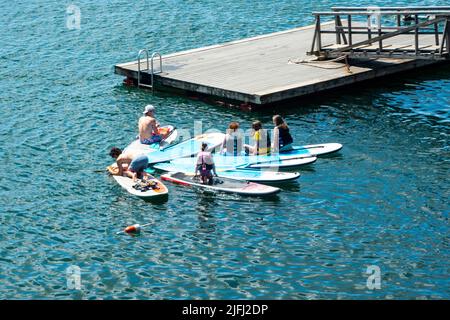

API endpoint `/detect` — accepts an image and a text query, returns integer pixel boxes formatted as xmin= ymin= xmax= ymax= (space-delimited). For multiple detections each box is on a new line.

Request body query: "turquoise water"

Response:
xmin=0 ymin=0 xmax=449 ymax=299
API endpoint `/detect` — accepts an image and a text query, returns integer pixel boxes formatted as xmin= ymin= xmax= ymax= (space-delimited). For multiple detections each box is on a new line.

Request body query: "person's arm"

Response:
xmin=220 ymin=136 xmax=227 ymax=154
xmin=194 ymin=154 xmax=200 ymax=177
xmin=252 ymin=131 xmax=260 ymax=156
xmin=117 ymin=157 xmax=124 ymax=176
xmin=253 ymin=133 xmax=259 ymax=156
xmin=272 ymin=127 xmax=279 ymax=154
xmin=152 ymin=118 xmax=160 ymax=131
xmin=209 ymin=153 xmax=218 ymax=176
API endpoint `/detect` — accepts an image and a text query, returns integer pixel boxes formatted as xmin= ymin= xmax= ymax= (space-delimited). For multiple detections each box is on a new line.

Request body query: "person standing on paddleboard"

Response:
xmin=220 ymin=121 xmax=243 ymax=156
xmin=244 ymin=121 xmax=271 ymax=156
xmin=109 ymin=147 xmax=150 ymax=182
xmin=194 ymin=142 xmax=218 ymax=185
xmin=272 ymin=115 xmax=294 ymax=153
xmin=138 ymin=105 xmax=168 ymax=145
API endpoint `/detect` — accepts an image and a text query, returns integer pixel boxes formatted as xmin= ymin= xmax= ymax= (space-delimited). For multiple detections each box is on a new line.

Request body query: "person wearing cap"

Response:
xmin=138 ymin=104 xmax=164 ymax=145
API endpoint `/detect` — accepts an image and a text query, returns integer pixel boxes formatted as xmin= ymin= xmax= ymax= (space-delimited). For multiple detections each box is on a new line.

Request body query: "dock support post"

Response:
xmin=439 ymin=19 xmax=449 ymax=55
xmin=434 ymin=22 xmax=440 ymax=46
xmin=348 ymin=15 xmax=352 ymax=46
xmin=378 ymin=27 xmax=382 ymax=53
xmin=414 ymin=15 xmax=419 ymax=55
xmin=316 ymin=15 xmax=322 ymax=52
xmin=335 ymin=15 xmax=341 ymax=44
xmin=336 ymin=15 xmax=348 ymax=45
xmin=447 ymin=19 xmax=450 ymax=54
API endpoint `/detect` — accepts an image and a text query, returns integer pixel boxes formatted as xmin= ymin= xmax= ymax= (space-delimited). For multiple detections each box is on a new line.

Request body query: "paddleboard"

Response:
xmin=170 ymin=152 xmax=312 ymax=169
xmin=146 ymin=132 xmax=225 ymax=164
xmin=249 ymin=157 xmax=317 ymax=168
xmin=153 ymin=163 xmax=300 ymax=182
xmin=123 ymin=125 xmax=178 ymax=154
xmin=281 ymin=143 xmax=343 ymax=156
xmin=112 ymin=175 xmax=168 ymax=198
xmin=170 ymin=152 xmax=317 ymax=169
xmin=161 ymin=172 xmax=280 ymax=196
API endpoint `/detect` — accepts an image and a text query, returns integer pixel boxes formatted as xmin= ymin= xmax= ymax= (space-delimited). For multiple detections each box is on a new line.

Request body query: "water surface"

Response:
xmin=0 ymin=0 xmax=449 ymax=299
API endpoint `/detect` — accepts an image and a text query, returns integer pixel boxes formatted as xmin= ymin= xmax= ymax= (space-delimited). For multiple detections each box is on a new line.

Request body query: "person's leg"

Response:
xmin=152 ymin=134 xmax=162 ymax=143
xmin=140 ymin=135 xmax=162 ymax=145
xmin=244 ymin=144 xmax=254 ymax=155
xmin=124 ymin=170 xmax=134 ymax=179
xmin=207 ymin=173 xmax=214 ymax=185
xmin=129 ymin=155 xmax=149 ymax=180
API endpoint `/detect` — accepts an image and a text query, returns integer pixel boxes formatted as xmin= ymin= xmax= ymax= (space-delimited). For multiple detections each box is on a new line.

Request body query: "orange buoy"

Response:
xmin=124 ymin=224 xmax=141 ymax=234
xmin=117 ymin=222 xmax=152 ymax=235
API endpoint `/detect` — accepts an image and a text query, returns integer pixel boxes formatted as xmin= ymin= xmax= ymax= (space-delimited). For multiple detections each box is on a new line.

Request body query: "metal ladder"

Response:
xmin=137 ymin=49 xmax=163 ymax=93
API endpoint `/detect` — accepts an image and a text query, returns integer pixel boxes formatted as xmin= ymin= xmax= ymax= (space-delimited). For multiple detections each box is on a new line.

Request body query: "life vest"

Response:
xmin=278 ymin=126 xmax=293 ymax=147
xmin=255 ymin=129 xmax=271 ymax=155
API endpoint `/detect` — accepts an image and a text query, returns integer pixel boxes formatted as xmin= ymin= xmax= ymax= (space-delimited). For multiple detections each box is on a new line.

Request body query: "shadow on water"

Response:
xmin=280 ymin=163 xmax=317 ymax=173
xmin=195 ymin=193 xmax=218 ymax=234
xmin=142 ymin=193 xmax=169 ymax=204
xmin=257 ymin=61 xmax=450 ymax=115
xmin=316 ymin=153 xmax=344 ymax=160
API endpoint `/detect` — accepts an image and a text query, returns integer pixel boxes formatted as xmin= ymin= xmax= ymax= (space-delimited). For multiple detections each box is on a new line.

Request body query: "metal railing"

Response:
xmin=137 ymin=49 xmax=163 ymax=93
xmin=308 ymin=7 xmax=450 ymax=60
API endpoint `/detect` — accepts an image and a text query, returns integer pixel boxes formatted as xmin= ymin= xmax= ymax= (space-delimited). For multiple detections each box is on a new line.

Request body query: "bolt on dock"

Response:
xmin=114 ymin=6 xmax=450 ymax=108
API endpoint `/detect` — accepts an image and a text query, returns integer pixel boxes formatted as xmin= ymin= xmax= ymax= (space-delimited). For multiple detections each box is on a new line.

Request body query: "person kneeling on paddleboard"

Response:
xmin=138 ymin=105 xmax=168 ymax=145
xmin=109 ymin=147 xmax=150 ymax=182
xmin=194 ymin=142 xmax=218 ymax=185
xmin=272 ymin=115 xmax=294 ymax=153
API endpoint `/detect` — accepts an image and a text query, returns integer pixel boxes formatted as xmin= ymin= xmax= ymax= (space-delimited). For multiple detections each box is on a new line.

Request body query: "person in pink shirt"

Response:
xmin=194 ymin=142 xmax=218 ymax=185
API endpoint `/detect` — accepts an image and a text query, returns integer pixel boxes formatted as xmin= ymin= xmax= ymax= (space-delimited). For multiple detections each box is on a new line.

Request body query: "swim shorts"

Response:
xmin=129 ymin=155 xmax=149 ymax=174
xmin=140 ymin=135 xmax=162 ymax=145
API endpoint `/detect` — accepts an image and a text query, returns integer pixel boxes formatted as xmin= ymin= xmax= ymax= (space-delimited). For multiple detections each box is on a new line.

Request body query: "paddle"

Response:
xmin=232 ymin=154 xmax=316 ymax=169
xmin=158 ymin=125 xmax=177 ymax=151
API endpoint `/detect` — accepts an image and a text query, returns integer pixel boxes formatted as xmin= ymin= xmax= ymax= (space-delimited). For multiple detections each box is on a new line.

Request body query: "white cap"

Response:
xmin=143 ymin=104 xmax=155 ymax=114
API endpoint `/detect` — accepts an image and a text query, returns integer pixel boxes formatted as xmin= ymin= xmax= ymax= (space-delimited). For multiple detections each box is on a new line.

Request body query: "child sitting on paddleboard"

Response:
xmin=244 ymin=121 xmax=271 ymax=155
xmin=220 ymin=121 xmax=243 ymax=156
xmin=272 ymin=115 xmax=294 ymax=153
xmin=109 ymin=147 xmax=150 ymax=182
xmin=194 ymin=142 xmax=218 ymax=185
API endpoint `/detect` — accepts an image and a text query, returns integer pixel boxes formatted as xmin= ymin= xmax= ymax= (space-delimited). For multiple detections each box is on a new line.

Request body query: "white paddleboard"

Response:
xmin=147 ymin=132 xmax=225 ymax=164
xmin=112 ymin=175 xmax=168 ymax=198
xmin=161 ymin=172 xmax=280 ymax=196
xmin=123 ymin=125 xmax=178 ymax=154
xmin=153 ymin=163 xmax=300 ymax=182
xmin=220 ymin=170 xmax=300 ymax=182
xmin=170 ymin=153 xmax=314 ymax=169
xmin=283 ymin=143 xmax=343 ymax=156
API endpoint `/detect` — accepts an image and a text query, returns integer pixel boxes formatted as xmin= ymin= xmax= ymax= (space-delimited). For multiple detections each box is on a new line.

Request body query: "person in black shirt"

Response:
xmin=272 ymin=115 xmax=294 ymax=153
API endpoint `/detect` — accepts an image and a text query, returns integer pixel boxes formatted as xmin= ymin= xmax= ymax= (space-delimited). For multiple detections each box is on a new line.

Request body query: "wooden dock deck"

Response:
xmin=114 ymin=21 xmax=444 ymax=106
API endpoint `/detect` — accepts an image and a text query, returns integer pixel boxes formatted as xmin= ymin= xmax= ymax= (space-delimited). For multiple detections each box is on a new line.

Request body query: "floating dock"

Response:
xmin=114 ymin=7 xmax=450 ymax=108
